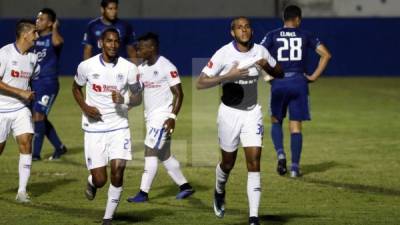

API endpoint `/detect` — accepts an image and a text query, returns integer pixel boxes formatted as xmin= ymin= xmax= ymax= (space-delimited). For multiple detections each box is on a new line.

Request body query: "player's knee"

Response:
xmin=110 ymin=173 xmax=124 ymax=187
xmin=220 ymin=161 xmax=235 ymax=172
xmin=247 ymin=160 xmax=260 ymax=172
xmin=93 ymin=175 xmax=107 ymax=188
xmin=271 ymin=116 xmax=281 ymax=124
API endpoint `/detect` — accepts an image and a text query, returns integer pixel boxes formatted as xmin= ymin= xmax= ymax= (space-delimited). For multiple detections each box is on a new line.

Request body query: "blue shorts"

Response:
xmin=269 ymin=74 xmax=310 ymax=121
xmin=31 ymin=81 xmax=59 ymax=115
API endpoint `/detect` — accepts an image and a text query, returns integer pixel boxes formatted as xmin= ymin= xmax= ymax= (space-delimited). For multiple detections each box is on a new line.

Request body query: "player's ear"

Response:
xmin=230 ymin=30 xmax=235 ymax=38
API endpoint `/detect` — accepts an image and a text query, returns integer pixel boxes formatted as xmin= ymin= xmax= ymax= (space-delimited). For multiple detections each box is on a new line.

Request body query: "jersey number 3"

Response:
xmin=277 ymin=37 xmax=302 ymax=61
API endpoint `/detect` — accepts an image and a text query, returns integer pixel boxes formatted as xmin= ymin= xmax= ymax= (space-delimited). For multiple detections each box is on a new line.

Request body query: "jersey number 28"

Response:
xmin=277 ymin=37 xmax=302 ymax=61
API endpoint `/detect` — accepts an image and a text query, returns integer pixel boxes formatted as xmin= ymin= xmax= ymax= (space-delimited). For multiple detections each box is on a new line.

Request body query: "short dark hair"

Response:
xmin=101 ymin=0 xmax=118 ymax=8
xmin=283 ymin=5 xmax=302 ymax=21
xmin=16 ymin=19 xmax=35 ymax=39
xmin=230 ymin=16 xmax=251 ymax=30
xmin=39 ymin=8 xmax=57 ymax=22
xmin=100 ymin=27 xmax=120 ymax=40
xmin=137 ymin=32 xmax=159 ymax=49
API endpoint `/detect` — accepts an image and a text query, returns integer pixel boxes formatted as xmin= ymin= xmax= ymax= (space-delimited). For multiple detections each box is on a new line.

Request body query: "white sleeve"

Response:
xmin=201 ymin=49 xmax=224 ymax=77
xmin=260 ymin=45 xmax=277 ymax=68
xmin=165 ymin=62 xmax=181 ymax=87
xmin=0 ymin=50 xmax=7 ymax=78
xmin=127 ymin=64 xmax=139 ymax=85
xmin=74 ymin=62 xmax=87 ymax=86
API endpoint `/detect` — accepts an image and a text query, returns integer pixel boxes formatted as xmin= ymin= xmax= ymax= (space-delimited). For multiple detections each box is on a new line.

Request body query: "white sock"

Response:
xmin=247 ymin=172 xmax=261 ymax=218
xmin=215 ymin=164 xmax=229 ymax=194
xmin=18 ymin=154 xmax=32 ymax=193
xmin=104 ymin=184 xmax=122 ymax=220
xmin=140 ymin=157 xmax=158 ymax=193
xmin=88 ymin=175 xmax=94 ymax=187
xmin=162 ymin=156 xmax=187 ymax=186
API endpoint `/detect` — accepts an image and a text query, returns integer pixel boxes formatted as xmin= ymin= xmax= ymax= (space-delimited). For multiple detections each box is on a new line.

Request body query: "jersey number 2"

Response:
xmin=277 ymin=38 xmax=302 ymax=61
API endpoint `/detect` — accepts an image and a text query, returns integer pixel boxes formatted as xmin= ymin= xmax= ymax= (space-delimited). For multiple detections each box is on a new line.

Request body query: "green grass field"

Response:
xmin=0 ymin=76 xmax=399 ymax=225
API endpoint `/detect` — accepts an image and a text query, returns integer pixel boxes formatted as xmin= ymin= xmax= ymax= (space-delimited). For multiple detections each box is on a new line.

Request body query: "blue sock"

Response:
xmin=45 ymin=120 xmax=63 ymax=152
xmin=271 ymin=122 xmax=285 ymax=159
xmin=33 ymin=121 xmax=46 ymax=158
xmin=290 ymin=133 xmax=303 ymax=170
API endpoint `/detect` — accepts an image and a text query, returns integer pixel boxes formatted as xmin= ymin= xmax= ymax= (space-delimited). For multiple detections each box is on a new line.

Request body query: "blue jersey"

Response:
xmin=82 ymin=17 xmax=135 ymax=58
xmin=33 ymin=33 xmax=62 ymax=82
xmin=261 ymin=27 xmax=320 ymax=74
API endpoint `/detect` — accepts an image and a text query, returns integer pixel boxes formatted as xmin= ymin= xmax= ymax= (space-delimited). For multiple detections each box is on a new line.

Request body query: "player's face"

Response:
xmin=136 ymin=40 xmax=154 ymax=61
xmin=36 ymin=12 xmax=52 ymax=32
xmin=24 ymin=26 xmax=39 ymax=47
xmin=102 ymin=3 xmax=118 ymax=21
xmin=101 ymin=31 xmax=120 ymax=58
xmin=231 ymin=18 xmax=253 ymax=44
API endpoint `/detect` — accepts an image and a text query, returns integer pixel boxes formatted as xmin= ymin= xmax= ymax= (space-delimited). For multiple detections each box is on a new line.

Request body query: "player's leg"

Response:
xmin=0 ymin=141 xmax=6 ymax=155
xmin=32 ymin=112 xmax=46 ymax=160
xmin=45 ymin=118 xmax=67 ymax=160
xmin=158 ymin=140 xmax=194 ymax=199
xmin=12 ymin=108 xmax=34 ymax=203
xmin=103 ymin=159 xmax=126 ymax=223
xmin=288 ymin=80 xmax=310 ymax=177
xmin=0 ymin=113 xmax=9 ymax=154
xmin=270 ymin=85 xmax=289 ymax=175
xmin=241 ymin=105 xmax=263 ymax=225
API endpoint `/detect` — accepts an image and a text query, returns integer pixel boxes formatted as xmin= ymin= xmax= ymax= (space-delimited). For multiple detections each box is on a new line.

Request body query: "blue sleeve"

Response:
xmin=307 ymin=31 xmax=321 ymax=50
xmin=82 ymin=23 xmax=96 ymax=46
xmin=260 ymin=32 xmax=273 ymax=50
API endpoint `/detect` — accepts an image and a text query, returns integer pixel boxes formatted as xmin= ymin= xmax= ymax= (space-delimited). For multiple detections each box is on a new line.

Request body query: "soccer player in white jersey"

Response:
xmin=72 ymin=28 xmax=142 ymax=225
xmin=126 ymin=33 xmax=194 ymax=203
xmin=196 ymin=17 xmax=283 ymax=225
xmin=0 ymin=19 xmax=39 ymax=203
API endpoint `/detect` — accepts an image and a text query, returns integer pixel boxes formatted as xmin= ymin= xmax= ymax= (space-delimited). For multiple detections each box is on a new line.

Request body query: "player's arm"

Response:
xmin=306 ymin=44 xmax=331 ymax=82
xmin=257 ymin=45 xmax=284 ymax=78
xmin=72 ymin=81 xmax=102 ymax=121
xmin=51 ymin=19 xmax=64 ymax=47
xmin=83 ymin=45 xmax=92 ymax=60
xmin=163 ymin=83 xmax=183 ymax=134
xmin=196 ymin=64 xmax=249 ymax=90
xmin=0 ymin=80 xmax=34 ymax=101
xmin=126 ymin=45 xmax=138 ymax=65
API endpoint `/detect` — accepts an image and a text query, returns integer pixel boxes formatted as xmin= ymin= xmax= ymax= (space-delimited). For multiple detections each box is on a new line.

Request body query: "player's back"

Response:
xmin=33 ymin=33 xmax=61 ymax=83
xmin=261 ymin=27 xmax=320 ymax=75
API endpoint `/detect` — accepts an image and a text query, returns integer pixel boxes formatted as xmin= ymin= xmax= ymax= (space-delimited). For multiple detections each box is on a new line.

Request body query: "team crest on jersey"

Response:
xmin=95 ymin=30 xmax=101 ymax=36
xmin=92 ymin=74 xmax=100 ymax=79
xmin=117 ymin=73 xmax=124 ymax=82
xmin=153 ymin=71 xmax=159 ymax=76
xmin=12 ymin=61 xmax=18 ymax=66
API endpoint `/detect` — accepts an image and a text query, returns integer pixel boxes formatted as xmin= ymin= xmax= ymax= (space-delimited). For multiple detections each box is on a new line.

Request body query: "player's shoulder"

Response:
xmin=211 ymin=42 xmax=233 ymax=57
xmin=117 ymin=56 xmax=138 ymax=69
xmin=87 ymin=17 xmax=102 ymax=27
xmin=157 ymin=56 xmax=175 ymax=68
xmin=78 ymin=54 xmax=98 ymax=69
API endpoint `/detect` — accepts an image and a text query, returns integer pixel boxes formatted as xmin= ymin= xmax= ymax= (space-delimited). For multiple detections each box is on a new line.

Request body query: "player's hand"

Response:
xmin=19 ymin=90 xmax=35 ymax=102
xmin=225 ymin=62 xmax=249 ymax=80
xmin=112 ymin=91 xmax=124 ymax=104
xmin=163 ymin=118 xmax=176 ymax=135
xmin=83 ymin=105 xmax=102 ymax=121
xmin=52 ymin=19 xmax=60 ymax=30
xmin=305 ymin=74 xmax=318 ymax=83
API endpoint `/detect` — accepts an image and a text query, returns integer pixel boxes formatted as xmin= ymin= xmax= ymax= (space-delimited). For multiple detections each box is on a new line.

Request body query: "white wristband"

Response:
xmin=168 ymin=113 xmax=177 ymax=120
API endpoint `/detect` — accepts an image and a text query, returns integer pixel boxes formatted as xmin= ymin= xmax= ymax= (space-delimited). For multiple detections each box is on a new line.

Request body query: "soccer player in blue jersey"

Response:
xmin=82 ymin=0 xmax=136 ymax=62
xmin=32 ymin=8 xmax=67 ymax=161
xmin=261 ymin=5 xmax=331 ymax=177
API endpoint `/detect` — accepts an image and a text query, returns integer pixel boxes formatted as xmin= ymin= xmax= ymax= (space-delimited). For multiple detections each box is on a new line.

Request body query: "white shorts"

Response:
xmin=144 ymin=114 xmax=169 ymax=150
xmin=0 ymin=107 xmax=33 ymax=143
xmin=84 ymin=128 xmax=132 ymax=170
xmin=217 ymin=103 xmax=263 ymax=152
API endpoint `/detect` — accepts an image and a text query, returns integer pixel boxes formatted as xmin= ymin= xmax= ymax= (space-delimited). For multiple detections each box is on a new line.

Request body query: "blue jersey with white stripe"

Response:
xmin=261 ymin=27 xmax=320 ymax=74
xmin=33 ymin=33 xmax=61 ymax=82
xmin=82 ymin=17 xmax=135 ymax=58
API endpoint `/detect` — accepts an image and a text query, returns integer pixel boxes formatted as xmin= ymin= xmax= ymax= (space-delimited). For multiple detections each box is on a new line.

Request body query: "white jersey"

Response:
xmin=139 ymin=56 xmax=181 ymax=119
xmin=75 ymin=54 xmax=139 ymax=132
xmin=0 ymin=43 xmax=39 ymax=112
xmin=202 ymin=41 xmax=276 ymax=110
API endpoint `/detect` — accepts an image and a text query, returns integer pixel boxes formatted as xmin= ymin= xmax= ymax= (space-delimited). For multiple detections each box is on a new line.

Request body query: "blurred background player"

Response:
xmin=126 ymin=32 xmax=194 ymax=203
xmin=260 ymin=5 xmax=331 ymax=177
xmin=72 ymin=27 xmax=141 ymax=225
xmin=0 ymin=19 xmax=39 ymax=202
xmin=32 ymin=8 xmax=67 ymax=161
xmin=196 ymin=17 xmax=282 ymax=225
xmin=82 ymin=0 xmax=136 ymax=62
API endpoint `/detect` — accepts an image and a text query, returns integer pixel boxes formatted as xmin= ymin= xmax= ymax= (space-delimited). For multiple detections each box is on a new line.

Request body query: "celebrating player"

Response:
xmin=196 ymin=17 xmax=283 ymax=225
xmin=0 ymin=19 xmax=39 ymax=203
xmin=260 ymin=5 xmax=331 ymax=177
xmin=72 ymin=28 xmax=142 ymax=225
xmin=82 ymin=0 xmax=136 ymax=62
xmin=126 ymin=33 xmax=194 ymax=203
xmin=32 ymin=8 xmax=67 ymax=161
